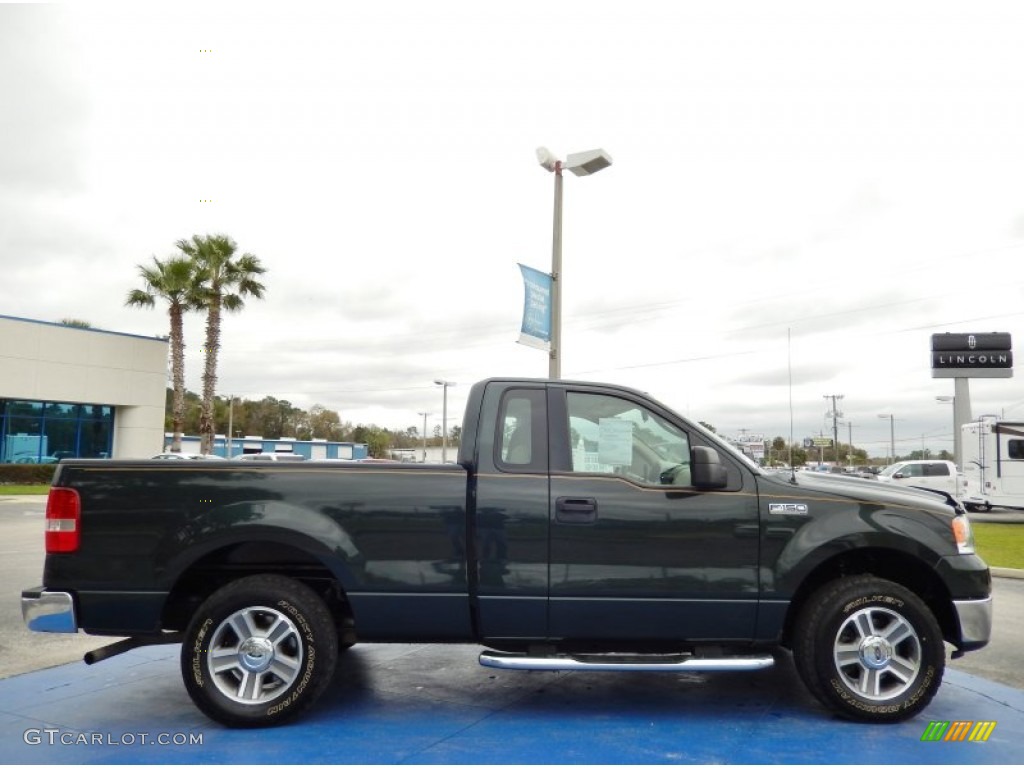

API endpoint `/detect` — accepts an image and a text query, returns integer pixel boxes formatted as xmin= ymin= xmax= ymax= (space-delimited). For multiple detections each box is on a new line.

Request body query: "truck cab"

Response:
xmin=466 ymin=380 xmax=754 ymax=645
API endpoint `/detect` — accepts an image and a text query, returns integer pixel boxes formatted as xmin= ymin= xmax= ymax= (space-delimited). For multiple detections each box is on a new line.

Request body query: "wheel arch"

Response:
xmin=779 ymin=547 xmax=957 ymax=648
xmin=160 ymin=536 xmax=355 ymax=640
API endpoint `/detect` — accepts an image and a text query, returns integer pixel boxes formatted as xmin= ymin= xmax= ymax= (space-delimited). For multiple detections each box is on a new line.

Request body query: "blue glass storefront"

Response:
xmin=0 ymin=399 xmax=114 ymax=464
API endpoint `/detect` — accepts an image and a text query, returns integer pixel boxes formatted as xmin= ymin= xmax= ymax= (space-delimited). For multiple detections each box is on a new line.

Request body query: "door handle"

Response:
xmin=556 ymin=497 xmax=598 ymax=524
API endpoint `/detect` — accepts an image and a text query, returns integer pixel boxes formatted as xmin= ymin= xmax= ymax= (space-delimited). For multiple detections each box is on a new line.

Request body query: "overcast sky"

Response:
xmin=3 ymin=1 xmax=1024 ymax=458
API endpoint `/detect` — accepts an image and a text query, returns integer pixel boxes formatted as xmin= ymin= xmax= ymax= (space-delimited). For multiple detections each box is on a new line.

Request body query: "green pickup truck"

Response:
xmin=22 ymin=378 xmax=991 ymax=727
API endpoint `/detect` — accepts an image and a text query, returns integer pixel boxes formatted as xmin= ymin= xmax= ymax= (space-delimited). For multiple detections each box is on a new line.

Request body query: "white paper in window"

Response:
xmin=598 ymin=418 xmax=633 ymax=465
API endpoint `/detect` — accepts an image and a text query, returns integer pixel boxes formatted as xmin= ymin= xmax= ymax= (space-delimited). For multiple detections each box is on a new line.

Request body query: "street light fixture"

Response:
xmin=878 ymin=413 xmax=896 ymax=464
xmin=536 ymin=146 xmax=613 ymax=379
xmin=433 ymin=380 xmax=456 ymax=463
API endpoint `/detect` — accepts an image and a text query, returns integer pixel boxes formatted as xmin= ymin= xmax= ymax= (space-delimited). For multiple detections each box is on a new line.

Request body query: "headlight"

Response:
xmin=952 ymin=515 xmax=975 ymax=555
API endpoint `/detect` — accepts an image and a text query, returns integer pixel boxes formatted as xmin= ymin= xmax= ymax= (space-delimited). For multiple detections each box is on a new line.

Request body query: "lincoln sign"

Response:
xmin=931 ymin=333 xmax=1013 ymax=378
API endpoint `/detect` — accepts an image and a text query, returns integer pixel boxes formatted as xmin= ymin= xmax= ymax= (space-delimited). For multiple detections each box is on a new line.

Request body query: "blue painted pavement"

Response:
xmin=0 ymin=643 xmax=1021 ymax=764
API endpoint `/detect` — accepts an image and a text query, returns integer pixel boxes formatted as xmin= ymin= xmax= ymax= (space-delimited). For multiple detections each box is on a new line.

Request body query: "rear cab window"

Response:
xmin=495 ymin=389 xmax=547 ymax=473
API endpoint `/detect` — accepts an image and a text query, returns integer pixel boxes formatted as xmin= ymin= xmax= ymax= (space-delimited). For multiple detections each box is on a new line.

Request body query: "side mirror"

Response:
xmin=893 ymin=472 xmax=906 ymax=479
xmin=691 ymin=446 xmax=728 ymax=490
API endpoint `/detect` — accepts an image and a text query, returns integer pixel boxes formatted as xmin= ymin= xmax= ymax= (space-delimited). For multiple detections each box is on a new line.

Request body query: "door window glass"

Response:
xmin=566 ymin=392 xmax=691 ymax=485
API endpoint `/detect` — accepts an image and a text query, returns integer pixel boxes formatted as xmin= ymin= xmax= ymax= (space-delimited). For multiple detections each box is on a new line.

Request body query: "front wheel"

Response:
xmin=181 ymin=574 xmax=338 ymax=727
xmin=792 ymin=576 xmax=944 ymax=723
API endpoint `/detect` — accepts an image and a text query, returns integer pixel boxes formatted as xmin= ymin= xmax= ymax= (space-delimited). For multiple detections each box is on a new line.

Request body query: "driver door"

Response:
xmin=547 ymin=386 xmax=759 ymax=643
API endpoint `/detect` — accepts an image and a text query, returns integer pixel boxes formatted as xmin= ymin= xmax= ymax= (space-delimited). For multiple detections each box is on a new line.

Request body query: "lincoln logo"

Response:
xmin=935 ymin=353 xmax=1010 ymax=366
xmin=969 ymin=335 xmax=977 ymax=349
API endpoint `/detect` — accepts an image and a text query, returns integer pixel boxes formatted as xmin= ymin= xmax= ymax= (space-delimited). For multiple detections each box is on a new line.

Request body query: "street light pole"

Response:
xmin=434 ymin=380 xmax=455 ymax=463
xmin=536 ymin=147 xmax=612 ymax=380
xmin=937 ymin=395 xmax=961 ymax=466
xmin=226 ymin=395 xmax=234 ymax=458
xmin=417 ymin=412 xmax=430 ymax=463
xmin=550 ymin=165 xmax=564 ymax=379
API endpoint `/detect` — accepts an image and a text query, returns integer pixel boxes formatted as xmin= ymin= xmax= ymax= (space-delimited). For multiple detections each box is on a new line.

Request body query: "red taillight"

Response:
xmin=45 ymin=488 xmax=80 ymax=553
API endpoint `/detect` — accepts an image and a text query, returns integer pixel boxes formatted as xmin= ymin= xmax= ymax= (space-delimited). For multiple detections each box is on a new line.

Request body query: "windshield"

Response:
xmin=877 ymin=464 xmax=902 ymax=478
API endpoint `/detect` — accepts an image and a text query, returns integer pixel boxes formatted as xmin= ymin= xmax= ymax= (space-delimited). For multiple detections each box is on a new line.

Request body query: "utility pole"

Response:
xmin=824 ymin=394 xmax=844 ymax=466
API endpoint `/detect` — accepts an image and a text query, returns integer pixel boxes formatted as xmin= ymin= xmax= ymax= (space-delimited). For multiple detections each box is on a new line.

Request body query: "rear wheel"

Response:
xmin=181 ymin=574 xmax=338 ymax=727
xmin=792 ymin=576 xmax=944 ymax=723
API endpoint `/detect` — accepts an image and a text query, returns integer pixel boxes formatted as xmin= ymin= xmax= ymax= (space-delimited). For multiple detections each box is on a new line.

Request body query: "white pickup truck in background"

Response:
xmin=875 ymin=459 xmax=964 ymax=498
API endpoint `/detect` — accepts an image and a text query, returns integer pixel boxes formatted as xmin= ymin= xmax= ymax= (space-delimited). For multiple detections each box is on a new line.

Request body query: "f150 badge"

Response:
xmin=768 ymin=502 xmax=809 ymax=515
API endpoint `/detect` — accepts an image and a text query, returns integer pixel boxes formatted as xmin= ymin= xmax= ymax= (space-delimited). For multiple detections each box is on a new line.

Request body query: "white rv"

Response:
xmin=961 ymin=416 xmax=1024 ymax=510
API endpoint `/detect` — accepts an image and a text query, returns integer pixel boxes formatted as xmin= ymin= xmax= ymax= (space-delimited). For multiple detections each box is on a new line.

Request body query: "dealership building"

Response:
xmin=0 ymin=315 xmax=168 ymax=463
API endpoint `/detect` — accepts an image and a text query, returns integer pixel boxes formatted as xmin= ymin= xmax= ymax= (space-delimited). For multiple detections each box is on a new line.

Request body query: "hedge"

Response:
xmin=0 ymin=465 xmax=57 ymax=485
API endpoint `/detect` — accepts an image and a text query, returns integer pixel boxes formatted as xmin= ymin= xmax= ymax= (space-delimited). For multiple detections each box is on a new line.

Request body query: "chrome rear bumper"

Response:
xmin=21 ymin=588 xmax=77 ymax=633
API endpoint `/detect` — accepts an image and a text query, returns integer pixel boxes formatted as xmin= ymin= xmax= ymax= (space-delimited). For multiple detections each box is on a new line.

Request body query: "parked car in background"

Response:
xmin=152 ymin=453 xmax=227 ymax=460
xmin=12 ymin=454 xmax=60 ymax=464
xmin=875 ymin=459 xmax=963 ymax=498
xmin=235 ymin=452 xmax=306 ymax=462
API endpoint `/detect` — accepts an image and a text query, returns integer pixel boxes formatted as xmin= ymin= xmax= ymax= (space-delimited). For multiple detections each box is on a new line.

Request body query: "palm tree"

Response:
xmin=177 ymin=234 xmax=267 ymax=454
xmin=126 ymin=256 xmax=201 ymax=453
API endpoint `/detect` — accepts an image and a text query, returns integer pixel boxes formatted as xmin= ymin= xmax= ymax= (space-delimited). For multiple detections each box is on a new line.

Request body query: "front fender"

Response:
xmin=766 ymin=503 xmax=956 ymax=597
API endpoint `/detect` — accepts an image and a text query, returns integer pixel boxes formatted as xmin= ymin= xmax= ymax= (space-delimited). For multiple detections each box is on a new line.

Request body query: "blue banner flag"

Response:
xmin=517 ymin=264 xmax=552 ymax=351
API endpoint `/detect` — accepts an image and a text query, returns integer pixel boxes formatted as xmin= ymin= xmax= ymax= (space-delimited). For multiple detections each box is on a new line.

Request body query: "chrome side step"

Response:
xmin=479 ymin=650 xmax=774 ymax=673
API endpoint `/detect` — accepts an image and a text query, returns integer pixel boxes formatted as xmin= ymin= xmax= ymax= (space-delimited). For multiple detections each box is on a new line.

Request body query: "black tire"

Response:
xmin=181 ymin=574 xmax=338 ymax=727
xmin=792 ymin=575 xmax=944 ymax=723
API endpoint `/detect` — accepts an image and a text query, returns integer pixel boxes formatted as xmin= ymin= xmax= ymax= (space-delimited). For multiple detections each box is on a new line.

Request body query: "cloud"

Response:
xmin=6 ymin=1 xmax=1024 ymax=455
xmin=0 ymin=7 xmax=89 ymax=193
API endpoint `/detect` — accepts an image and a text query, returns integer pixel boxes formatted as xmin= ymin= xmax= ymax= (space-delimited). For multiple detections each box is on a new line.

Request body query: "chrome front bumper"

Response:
xmin=21 ymin=588 xmax=78 ymax=633
xmin=953 ymin=596 xmax=993 ymax=649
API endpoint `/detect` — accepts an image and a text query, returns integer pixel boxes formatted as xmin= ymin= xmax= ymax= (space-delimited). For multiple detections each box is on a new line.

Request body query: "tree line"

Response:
xmin=164 ymin=389 xmax=461 ymax=458
xmin=765 ymin=436 xmax=952 ymax=467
